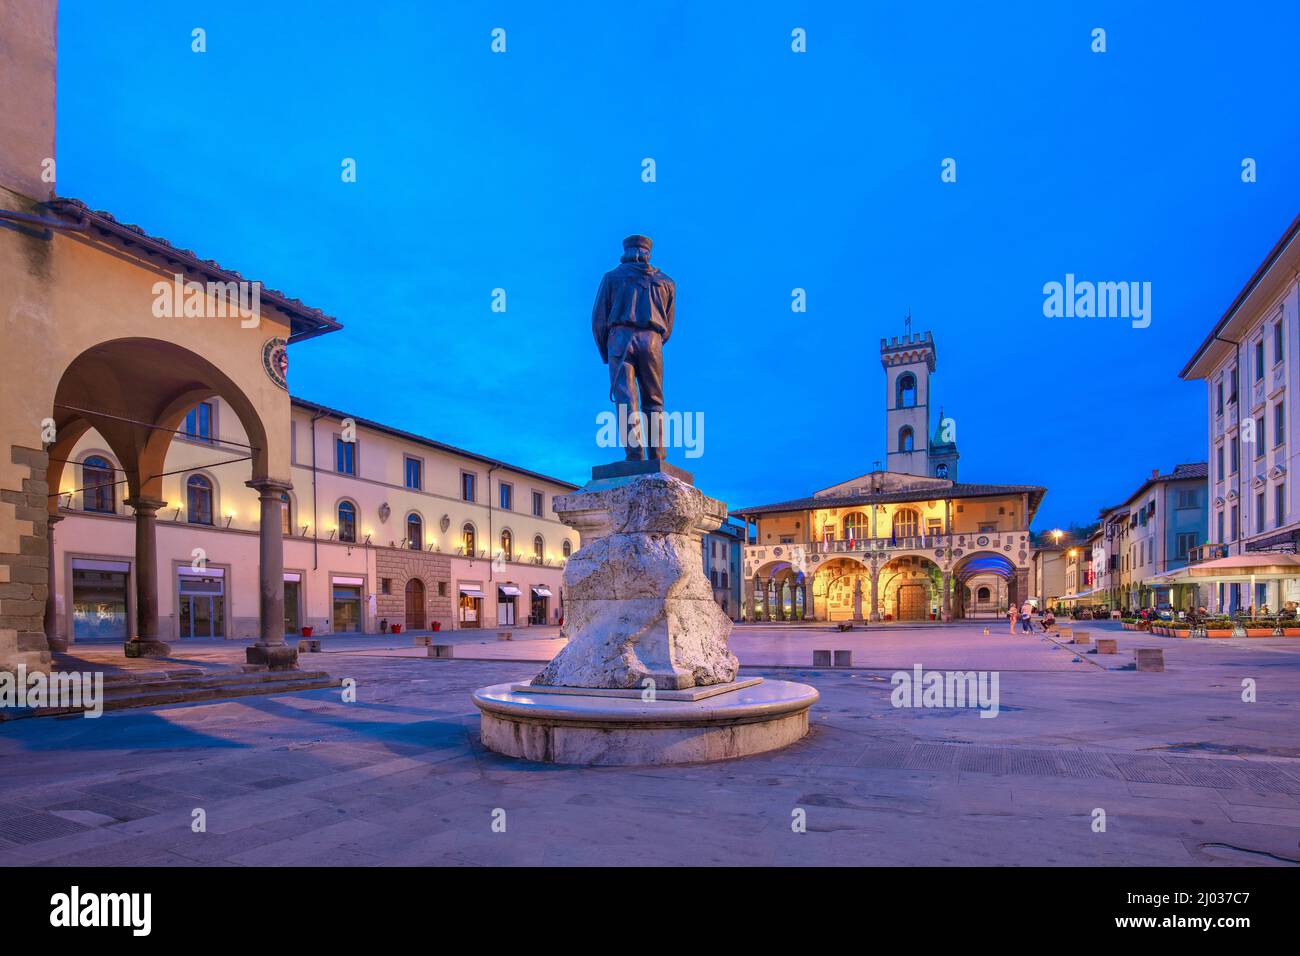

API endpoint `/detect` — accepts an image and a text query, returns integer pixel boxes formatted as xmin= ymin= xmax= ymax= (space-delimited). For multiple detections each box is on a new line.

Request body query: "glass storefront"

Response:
xmin=71 ymin=560 xmax=130 ymax=643
xmin=333 ymin=583 xmax=363 ymax=633
xmin=178 ymin=568 xmax=226 ymax=638
xmin=497 ymin=584 xmax=520 ymax=625
xmin=284 ymin=572 xmax=302 ymax=635
xmin=530 ymin=585 xmax=552 ymax=624
xmin=459 ymin=584 xmax=483 ymax=627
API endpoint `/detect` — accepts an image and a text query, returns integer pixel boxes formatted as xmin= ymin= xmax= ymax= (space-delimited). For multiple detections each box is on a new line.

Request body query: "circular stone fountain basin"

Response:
xmin=472 ymin=678 xmax=819 ymax=766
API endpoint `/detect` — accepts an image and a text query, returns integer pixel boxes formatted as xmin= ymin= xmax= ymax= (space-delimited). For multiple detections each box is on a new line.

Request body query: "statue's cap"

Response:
xmin=622 ymin=234 xmax=653 ymax=252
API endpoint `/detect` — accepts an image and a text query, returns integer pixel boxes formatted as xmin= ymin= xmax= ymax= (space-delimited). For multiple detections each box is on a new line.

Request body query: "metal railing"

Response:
xmin=745 ymin=531 xmax=1025 ymax=564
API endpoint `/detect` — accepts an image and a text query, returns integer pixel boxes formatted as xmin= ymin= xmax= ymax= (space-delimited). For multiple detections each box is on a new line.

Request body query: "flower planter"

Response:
xmin=1282 ymin=628 xmax=1300 ymax=637
xmin=391 ymin=624 xmax=402 ymax=634
xmin=432 ymin=621 xmax=442 ymax=632
xmin=1205 ymin=629 xmax=1232 ymax=638
xmin=300 ymin=626 xmax=314 ymax=638
xmin=1171 ymin=628 xmax=1191 ymax=638
xmin=1245 ymin=628 xmax=1273 ymax=638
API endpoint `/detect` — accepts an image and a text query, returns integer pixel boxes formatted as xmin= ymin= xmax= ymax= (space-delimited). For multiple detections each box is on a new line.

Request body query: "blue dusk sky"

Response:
xmin=56 ymin=1 xmax=1300 ymax=530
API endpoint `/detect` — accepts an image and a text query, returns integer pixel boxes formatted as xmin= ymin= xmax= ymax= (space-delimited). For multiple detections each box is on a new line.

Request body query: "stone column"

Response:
xmin=124 ymin=496 xmax=171 ymax=658
xmin=941 ymin=570 xmax=952 ymax=623
xmin=761 ymin=576 xmax=771 ymax=622
xmin=805 ymin=575 xmax=816 ymax=620
xmin=869 ymin=567 xmax=881 ymax=621
xmin=852 ymin=576 xmax=863 ymax=622
xmin=246 ymin=479 xmax=297 ymax=670
xmin=44 ymin=515 xmax=67 ymax=652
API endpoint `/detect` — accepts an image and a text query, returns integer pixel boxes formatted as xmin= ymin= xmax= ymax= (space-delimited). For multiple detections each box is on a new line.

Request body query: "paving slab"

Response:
xmin=3 ymin=621 xmax=1298 ymax=866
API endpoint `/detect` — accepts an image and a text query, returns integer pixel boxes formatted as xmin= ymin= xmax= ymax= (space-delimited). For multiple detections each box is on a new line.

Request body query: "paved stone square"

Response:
xmin=2 ymin=621 xmax=1298 ymax=866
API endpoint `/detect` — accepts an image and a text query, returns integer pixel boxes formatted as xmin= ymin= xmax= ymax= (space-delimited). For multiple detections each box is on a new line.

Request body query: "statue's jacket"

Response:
xmin=591 ymin=261 xmax=676 ymax=362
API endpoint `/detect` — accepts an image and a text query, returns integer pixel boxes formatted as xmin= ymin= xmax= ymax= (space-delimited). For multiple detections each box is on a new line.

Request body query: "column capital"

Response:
xmin=246 ymin=478 xmax=294 ymax=497
xmin=123 ymin=496 xmax=168 ymax=515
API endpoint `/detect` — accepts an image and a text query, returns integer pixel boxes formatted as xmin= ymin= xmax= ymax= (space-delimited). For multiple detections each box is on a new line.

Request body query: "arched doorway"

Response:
xmin=880 ymin=555 xmax=939 ymax=621
xmin=814 ymin=557 xmax=870 ymax=622
xmin=404 ymin=578 xmax=426 ymax=630
xmin=951 ymin=551 xmax=1019 ymax=619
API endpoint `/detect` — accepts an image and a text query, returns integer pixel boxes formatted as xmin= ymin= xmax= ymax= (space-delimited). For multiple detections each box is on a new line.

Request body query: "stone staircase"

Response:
xmin=0 ymin=665 xmax=339 ymax=720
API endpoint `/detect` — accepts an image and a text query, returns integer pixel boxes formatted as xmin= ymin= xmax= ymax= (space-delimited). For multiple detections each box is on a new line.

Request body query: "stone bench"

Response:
xmin=497 ymin=631 xmax=513 ymax=642
xmin=1134 ymin=648 xmax=1164 ymax=672
xmin=833 ymin=650 xmax=852 ymax=668
xmin=1072 ymin=630 xmax=1090 ymax=645
xmin=428 ymin=644 xmax=453 ymax=660
xmin=297 ymin=639 xmax=321 ymax=653
xmin=412 ymin=635 xmax=432 ymax=646
xmin=813 ymin=650 xmax=833 ymax=667
xmin=1095 ymin=638 xmax=1118 ymax=654
xmin=1058 ymin=627 xmax=1073 ymax=641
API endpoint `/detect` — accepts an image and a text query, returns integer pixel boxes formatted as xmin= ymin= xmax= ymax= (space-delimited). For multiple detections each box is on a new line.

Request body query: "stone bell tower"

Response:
xmin=881 ymin=330 xmax=935 ymax=477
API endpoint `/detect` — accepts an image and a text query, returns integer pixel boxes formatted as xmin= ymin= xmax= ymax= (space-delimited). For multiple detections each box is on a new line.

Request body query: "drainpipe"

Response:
xmin=310 ymin=410 xmax=326 ymax=571
xmin=487 ymin=464 xmax=498 ymax=585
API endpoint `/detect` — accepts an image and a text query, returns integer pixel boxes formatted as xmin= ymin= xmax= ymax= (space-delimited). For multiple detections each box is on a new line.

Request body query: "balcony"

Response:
xmin=745 ymin=531 xmax=1027 ymax=568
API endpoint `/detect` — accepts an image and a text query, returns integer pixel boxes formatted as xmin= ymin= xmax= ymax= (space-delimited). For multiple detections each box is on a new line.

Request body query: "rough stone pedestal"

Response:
xmin=472 ymin=469 xmax=817 ymax=765
xmin=533 ymin=471 xmax=738 ymax=691
xmin=123 ymin=639 xmax=171 ymax=658
xmin=246 ymin=643 xmax=299 ymax=671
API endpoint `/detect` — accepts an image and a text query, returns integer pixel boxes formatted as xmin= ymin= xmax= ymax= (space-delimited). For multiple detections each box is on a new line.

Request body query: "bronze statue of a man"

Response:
xmin=591 ymin=235 xmax=675 ymax=460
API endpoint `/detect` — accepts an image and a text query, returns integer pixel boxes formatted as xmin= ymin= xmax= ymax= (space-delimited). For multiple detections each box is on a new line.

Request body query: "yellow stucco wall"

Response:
xmin=0 ymin=183 xmax=294 ymax=671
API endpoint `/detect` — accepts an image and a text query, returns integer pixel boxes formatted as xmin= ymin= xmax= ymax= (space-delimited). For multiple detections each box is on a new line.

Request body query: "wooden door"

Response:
xmin=405 ymin=578 xmax=426 ymax=630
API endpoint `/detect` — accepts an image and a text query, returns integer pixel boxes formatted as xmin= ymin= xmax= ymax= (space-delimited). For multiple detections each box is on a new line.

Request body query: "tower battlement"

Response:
xmin=880 ymin=331 xmax=936 ymax=371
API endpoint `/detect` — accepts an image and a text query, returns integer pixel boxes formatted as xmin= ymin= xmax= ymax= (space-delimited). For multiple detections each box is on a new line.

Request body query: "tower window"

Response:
xmin=935 ymin=463 xmax=949 ymax=479
xmin=896 ymin=373 xmax=917 ymax=409
xmin=898 ymin=426 xmax=914 ymax=452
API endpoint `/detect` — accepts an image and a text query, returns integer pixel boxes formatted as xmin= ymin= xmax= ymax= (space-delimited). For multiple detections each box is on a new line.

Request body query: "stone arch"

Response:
xmin=42 ymin=336 xmax=292 ymax=666
xmin=878 ymin=554 xmax=940 ymax=621
xmin=813 ymin=555 xmax=871 ymax=622
xmin=951 ymin=550 xmax=1019 ymax=619
xmin=46 ymin=339 xmax=273 ymax=509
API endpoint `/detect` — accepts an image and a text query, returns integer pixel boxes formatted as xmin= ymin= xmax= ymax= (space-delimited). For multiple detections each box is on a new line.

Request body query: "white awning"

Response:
xmin=460 ymin=585 xmax=485 ymax=597
xmin=284 ymin=572 xmax=301 ymax=583
xmin=72 ymin=558 xmax=130 ymax=573
xmin=498 ymin=585 xmax=522 ymax=596
xmin=178 ymin=566 xmax=224 ymax=578
xmin=334 ymin=575 xmax=365 ymax=586
xmin=532 ymin=586 xmax=553 ymax=597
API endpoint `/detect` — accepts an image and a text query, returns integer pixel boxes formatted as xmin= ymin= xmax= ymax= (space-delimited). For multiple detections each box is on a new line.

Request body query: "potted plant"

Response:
xmin=1245 ymin=616 xmax=1276 ymax=638
xmin=300 ymin=625 xmax=313 ymax=638
xmin=1204 ymin=617 xmax=1233 ymax=638
xmin=391 ymin=623 xmax=402 ymax=634
xmin=432 ymin=621 xmax=442 ymax=632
